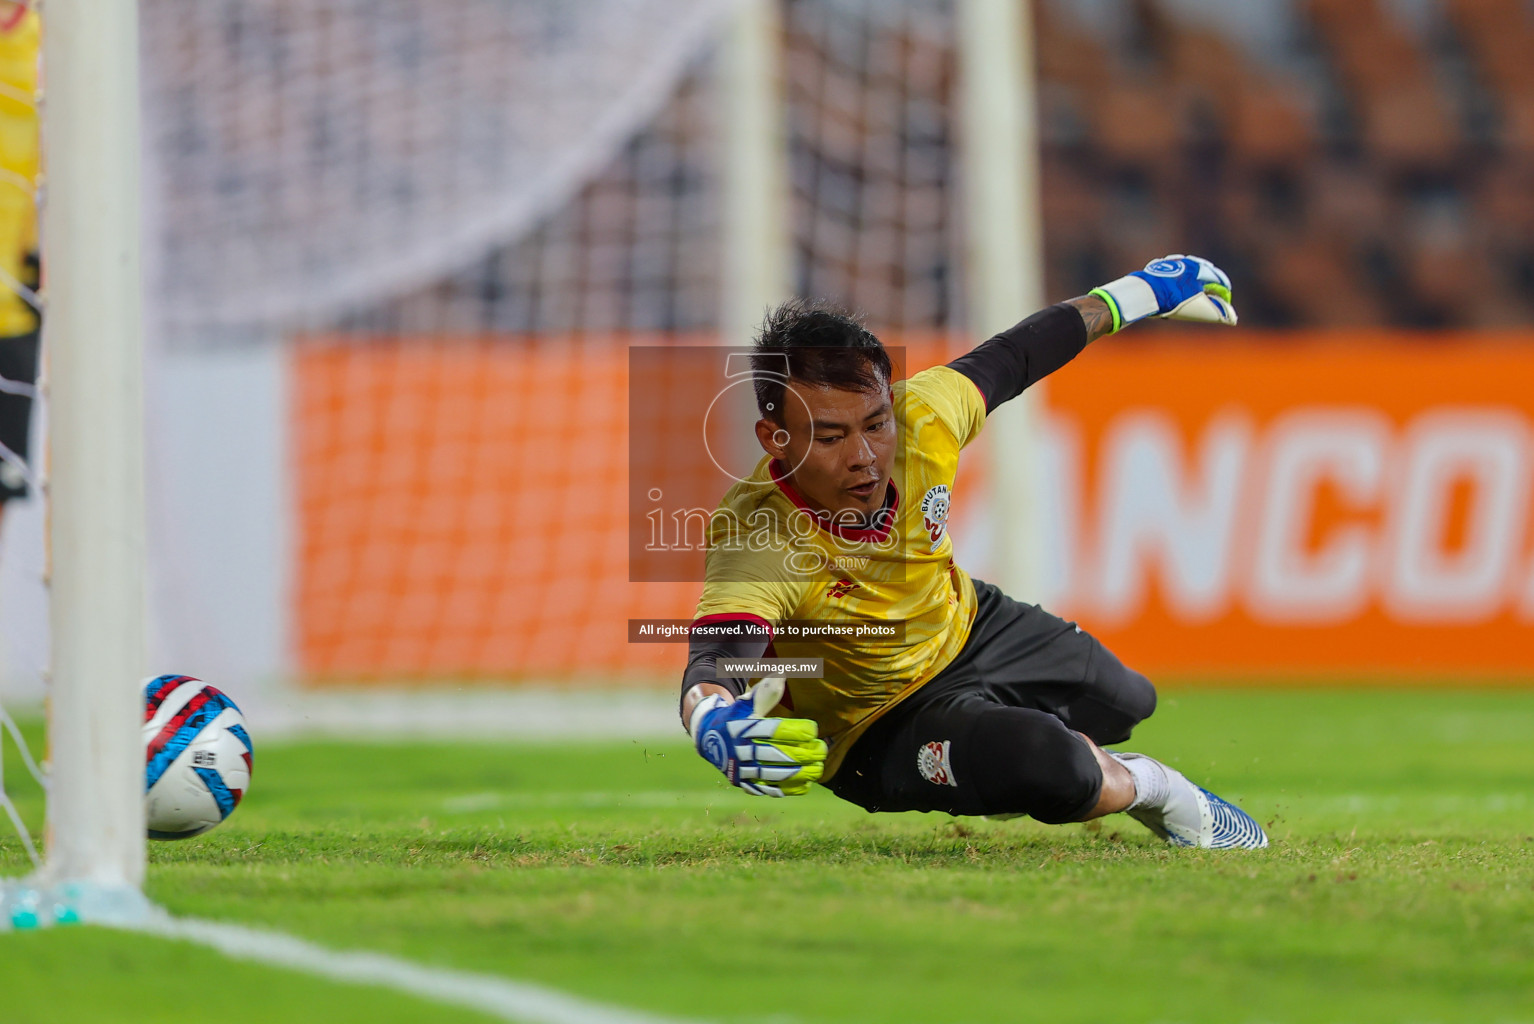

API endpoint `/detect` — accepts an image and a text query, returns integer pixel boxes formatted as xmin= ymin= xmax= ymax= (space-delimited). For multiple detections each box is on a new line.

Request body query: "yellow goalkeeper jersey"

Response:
xmin=693 ymin=364 xmax=988 ymax=780
xmin=0 ymin=6 xmax=38 ymax=338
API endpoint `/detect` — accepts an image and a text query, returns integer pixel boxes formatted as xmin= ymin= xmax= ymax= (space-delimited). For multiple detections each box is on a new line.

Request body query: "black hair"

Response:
xmin=751 ymin=299 xmax=892 ymax=424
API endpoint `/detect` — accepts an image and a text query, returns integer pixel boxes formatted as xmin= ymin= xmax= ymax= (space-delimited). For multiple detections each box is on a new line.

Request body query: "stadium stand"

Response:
xmin=1034 ymin=0 xmax=1534 ymax=327
xmin=346 ymin=0 xmax=1530 ymax=336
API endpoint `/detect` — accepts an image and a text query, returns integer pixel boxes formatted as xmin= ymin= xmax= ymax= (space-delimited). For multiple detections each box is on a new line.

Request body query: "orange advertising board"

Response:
xmin=290 ymin=334 xmax=961 ymax=683
xmin=293 ymin=336 xmax=697 ymax=682
xmin=1042 ymin=333 xmax=1534 ymax=676
xmin=292 ymin=331 xmax=1534 ymax=683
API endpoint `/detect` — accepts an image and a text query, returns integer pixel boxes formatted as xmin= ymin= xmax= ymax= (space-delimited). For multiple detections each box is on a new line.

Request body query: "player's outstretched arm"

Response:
xmin=949 ymin=254 xmax=1238 ymax=413
xmin=1064 ymin=292 xmax=1118 ymax=343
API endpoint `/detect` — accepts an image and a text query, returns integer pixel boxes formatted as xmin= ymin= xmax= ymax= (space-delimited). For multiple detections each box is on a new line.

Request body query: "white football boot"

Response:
xmin=1118 ymin=753 xmax=1268 ymax=849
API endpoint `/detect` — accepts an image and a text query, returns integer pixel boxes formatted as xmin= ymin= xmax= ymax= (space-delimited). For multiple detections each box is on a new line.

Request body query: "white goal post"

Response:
xmin=38 ymin=0 xmax=148 ymax=904
xmin=956 ymin=0 xmax=1047 ymax=601
xmin=720 ymin=0 xmax=791 ymax=352
xmin=718 ymin=0 xmax=1049 ymax=599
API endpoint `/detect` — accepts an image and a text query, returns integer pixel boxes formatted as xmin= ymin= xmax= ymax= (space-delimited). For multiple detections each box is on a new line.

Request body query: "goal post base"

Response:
xmin=0 ymin=878 xmax=154 ymax=931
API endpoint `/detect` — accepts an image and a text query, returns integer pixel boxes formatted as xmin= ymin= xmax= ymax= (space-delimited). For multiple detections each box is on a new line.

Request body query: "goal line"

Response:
xmin=129 ymin=914 xmax=701 ymax=1024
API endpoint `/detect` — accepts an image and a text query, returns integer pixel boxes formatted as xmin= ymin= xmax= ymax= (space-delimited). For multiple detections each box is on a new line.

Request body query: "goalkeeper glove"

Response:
xmin=1090 ymin=254 xmax=1238 ymax=332
xmin=689 ymin=678 xmax=827 ymax=798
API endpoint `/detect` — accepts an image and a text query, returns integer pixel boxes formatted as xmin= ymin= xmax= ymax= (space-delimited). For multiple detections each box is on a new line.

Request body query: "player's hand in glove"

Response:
xmin=689 ymin=678 xmax=827 ymax=797
xmin=1090 ymin=254 xmax=1238 ymax=332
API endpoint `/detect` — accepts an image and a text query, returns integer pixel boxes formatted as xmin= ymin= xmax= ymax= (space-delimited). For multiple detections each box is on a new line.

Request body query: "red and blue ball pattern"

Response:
xmin=143 ymin=675 xmax=253 ymax=840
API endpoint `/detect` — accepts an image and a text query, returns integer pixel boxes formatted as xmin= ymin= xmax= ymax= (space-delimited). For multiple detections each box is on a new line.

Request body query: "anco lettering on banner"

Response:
xmin=1384 ymin=409 xmax=1530 ymax=624
xmin=1248 ymin=408 xmax=1390 ymax=623
xmin=1040 ymin=335 xmax=1534 ymax=675
xmin=1093 ymin=410 xmax=1252 ymax=625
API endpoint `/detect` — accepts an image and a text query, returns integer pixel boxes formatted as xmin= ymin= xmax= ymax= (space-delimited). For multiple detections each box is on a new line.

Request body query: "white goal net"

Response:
xmin=2 ymin=0 xmax=1005 ymax=912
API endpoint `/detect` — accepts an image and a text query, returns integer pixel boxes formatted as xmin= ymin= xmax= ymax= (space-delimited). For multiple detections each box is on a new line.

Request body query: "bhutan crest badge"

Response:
xmin=920 ymin=484 xmax=950 ymax=552
xmin=917 ymin=739 xmax=957 ymax=787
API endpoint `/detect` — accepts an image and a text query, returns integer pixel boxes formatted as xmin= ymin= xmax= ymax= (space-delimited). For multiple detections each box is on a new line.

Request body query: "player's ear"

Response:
xmin=756 ymin=417 xmax=788 ymax=457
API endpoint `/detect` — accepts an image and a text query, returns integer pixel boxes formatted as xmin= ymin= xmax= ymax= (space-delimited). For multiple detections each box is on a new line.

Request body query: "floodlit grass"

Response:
xmin=0 ymin=926 xmax=503 ymax=1024
xmin=3 ymin=690 xmax=1534 ymax=1023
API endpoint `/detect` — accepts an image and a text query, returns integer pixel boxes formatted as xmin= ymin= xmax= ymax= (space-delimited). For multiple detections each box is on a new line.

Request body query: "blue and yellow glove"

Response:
xmin=690 ymin=678 xmax=827 ymax=797
xmin=1090 ymin=254 xmax=1238 ymax=332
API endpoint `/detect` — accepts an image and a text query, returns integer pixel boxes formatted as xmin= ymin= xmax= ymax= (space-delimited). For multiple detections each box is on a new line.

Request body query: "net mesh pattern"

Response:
xmin=145 ymin=0 xmax=738 ymax=341
xmin=5 ymin=1 xmax=978 ymax=700
xmin=213 ymin=1 xmax=975 ymax=682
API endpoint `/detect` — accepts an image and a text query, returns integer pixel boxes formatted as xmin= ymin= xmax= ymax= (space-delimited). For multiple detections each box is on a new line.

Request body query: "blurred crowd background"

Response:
xmin=1037 ymin=0 xmax=1534 ymax=328
xmin=344 ymin=0 xmax=1534 ymax=340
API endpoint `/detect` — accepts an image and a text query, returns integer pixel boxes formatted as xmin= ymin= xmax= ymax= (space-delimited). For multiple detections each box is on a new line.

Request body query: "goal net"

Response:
xmin=127 ymin=0 xmax=981 ymax=691
xmin=3 ymin=0 xmax=1016 ymax=907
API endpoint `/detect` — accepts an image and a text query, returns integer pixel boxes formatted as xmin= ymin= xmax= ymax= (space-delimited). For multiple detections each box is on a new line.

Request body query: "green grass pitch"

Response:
xmin=2 ymin=689 xmax=1533 ymax=1024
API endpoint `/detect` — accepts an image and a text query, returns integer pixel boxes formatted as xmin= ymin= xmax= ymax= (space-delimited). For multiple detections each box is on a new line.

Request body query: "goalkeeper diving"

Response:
xmin=680 ymin=256 xmax=1267 ymax=849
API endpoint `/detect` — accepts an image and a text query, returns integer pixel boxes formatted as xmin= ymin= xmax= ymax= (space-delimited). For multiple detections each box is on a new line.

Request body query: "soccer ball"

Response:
xmin=142 ymin=675 xmax=253 ymax=840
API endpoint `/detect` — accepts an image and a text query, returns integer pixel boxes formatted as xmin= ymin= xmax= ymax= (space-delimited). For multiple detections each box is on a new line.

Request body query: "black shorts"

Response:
xmin=0 ymin=328 xmax=39 ymax=503
xmin=824 ymin=579 xmax=1157 ymax=824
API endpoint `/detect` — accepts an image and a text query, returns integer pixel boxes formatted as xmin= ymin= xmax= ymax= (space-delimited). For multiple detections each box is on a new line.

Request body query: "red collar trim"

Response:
xmin=690 ymin=612 xmax=773 ymax=638
xmin=769 ymin=460 xmax=898 ymax=542
xmin=0 ymin=5 xmax=28 ymax=33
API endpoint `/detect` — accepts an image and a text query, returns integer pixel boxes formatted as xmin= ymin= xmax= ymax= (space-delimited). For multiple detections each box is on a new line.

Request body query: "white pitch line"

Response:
xmin=128 ymin=915 xmax=702 ymax=1024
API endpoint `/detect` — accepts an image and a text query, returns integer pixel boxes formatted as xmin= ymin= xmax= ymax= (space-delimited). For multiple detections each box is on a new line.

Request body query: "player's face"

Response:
xmin=758 ymin=380 xmax=896 ymax=521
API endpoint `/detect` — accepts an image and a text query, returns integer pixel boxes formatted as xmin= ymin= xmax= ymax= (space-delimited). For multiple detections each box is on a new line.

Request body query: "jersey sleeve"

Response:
xmin=944 ymin=303 xmax=1088 ymax=412
xmin=692 ymin=542 xmax=806 ymax=625
xmin=902 ymin=364 xmax=987 ymax=450
xmin=692 ymin=577 xmax=798 ymax=624
xmin=681 ymin=530 xmax=806 ymax=715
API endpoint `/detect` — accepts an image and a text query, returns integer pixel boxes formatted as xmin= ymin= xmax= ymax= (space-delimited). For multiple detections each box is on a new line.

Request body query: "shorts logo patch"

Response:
xmin=917 ymin=739 xmax=957 ymax=787
xmin=920 ymin=485 xmax=951 ymax=552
